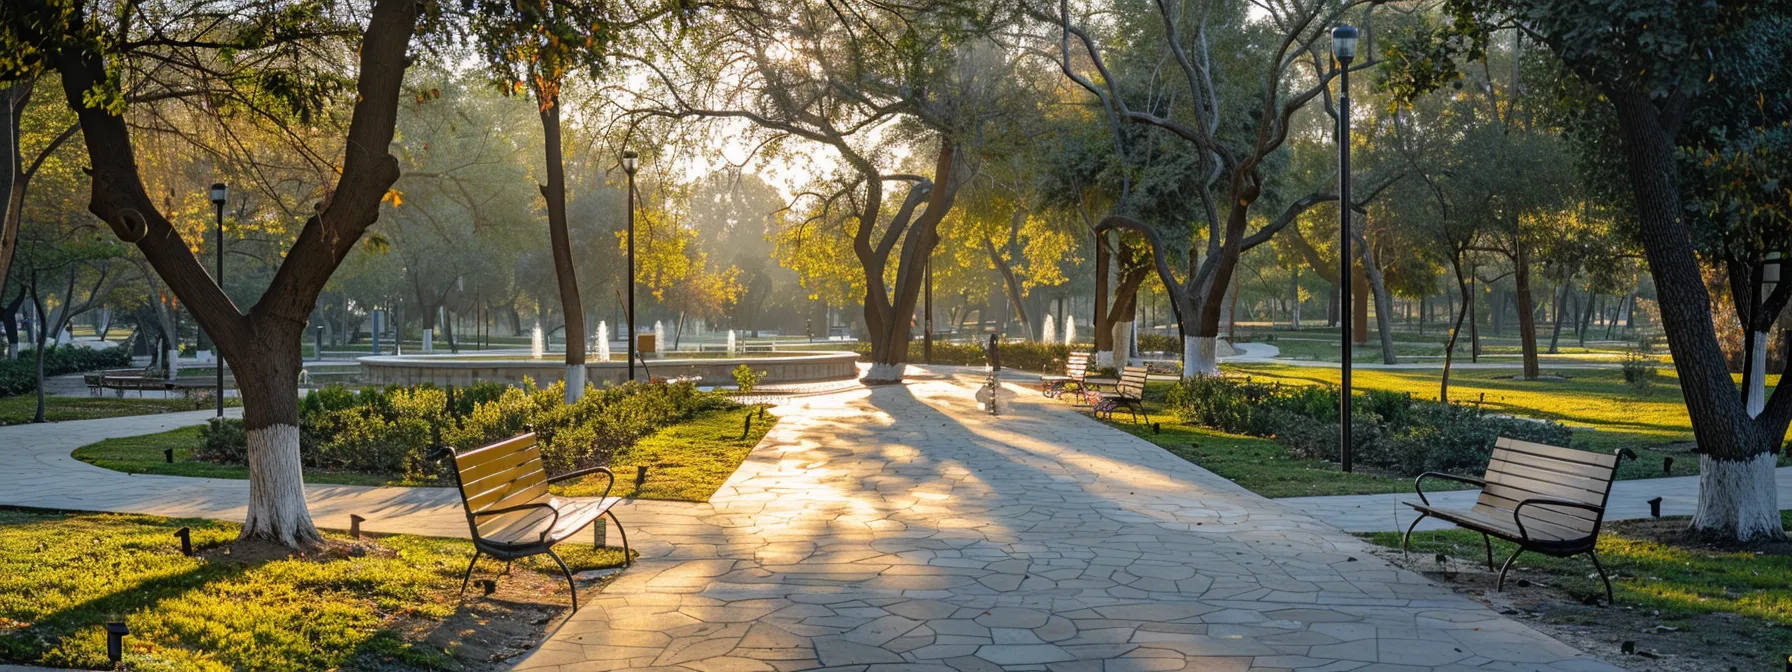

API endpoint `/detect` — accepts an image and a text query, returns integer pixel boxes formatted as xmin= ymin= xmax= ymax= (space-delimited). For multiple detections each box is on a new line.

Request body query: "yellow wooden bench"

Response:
xmin=448 ymin=433 xmax=629 ymax=611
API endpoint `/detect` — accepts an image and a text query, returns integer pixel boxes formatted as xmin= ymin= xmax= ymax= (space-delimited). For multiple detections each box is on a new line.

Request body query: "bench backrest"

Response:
xmin=1472 ymin=437 xmax=1623 ymax=539
xmin=1065 ymin=352 xmax=1090 ymax=379
xmin=450 ymin=433 xmax=550 ymax=537
xmin=1117 ymin=366 xmax=1148 ymax=399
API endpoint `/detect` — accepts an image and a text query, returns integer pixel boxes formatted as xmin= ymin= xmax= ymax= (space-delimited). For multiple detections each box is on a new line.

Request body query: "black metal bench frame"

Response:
xmin=1092 ymin=366 xmax=1147 ymax=424
xmin=1402 ymin=439 xmax=1635 ymax=603
xmin=1040 ymin=351 xmax=1090 ymax=400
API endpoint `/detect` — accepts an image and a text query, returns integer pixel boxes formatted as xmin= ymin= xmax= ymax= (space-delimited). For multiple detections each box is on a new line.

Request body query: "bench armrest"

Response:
xmin=1511 ymin=498 xmax=1604 ymax=542
xmin=471 ymin=502 xmax=560 ymax=544
xmin=1413 ymin=472 xmax=1484 ymax=506
xmin=548 ymin=466 xmax=617 ymax=499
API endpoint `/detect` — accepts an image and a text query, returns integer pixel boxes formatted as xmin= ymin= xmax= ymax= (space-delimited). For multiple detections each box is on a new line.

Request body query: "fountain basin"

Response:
xmin=357 ymin=350 xmax=858 ymax=388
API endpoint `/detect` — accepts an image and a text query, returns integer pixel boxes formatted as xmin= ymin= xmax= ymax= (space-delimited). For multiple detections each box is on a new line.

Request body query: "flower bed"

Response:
xmin=1165 ymin=375 xmax=1574 ymax=475
xmin=197 ymin=380 xmax=732 ymax=484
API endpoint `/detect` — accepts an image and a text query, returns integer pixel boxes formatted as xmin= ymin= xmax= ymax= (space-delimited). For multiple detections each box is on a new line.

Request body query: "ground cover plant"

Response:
xmin=0 ymin=508 xmax=628 ymax=671
xmin=1363 ymin=512 xmax=1792 ymax=671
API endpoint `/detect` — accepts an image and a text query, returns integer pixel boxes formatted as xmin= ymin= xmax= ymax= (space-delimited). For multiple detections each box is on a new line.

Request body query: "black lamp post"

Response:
xmin=622 ymin=150 xmax=639 ymax=382
xmin=209 ymin=182 xmax=228 ymax=417
xmin=1332 ymin=25 xmax=1357 ymax=473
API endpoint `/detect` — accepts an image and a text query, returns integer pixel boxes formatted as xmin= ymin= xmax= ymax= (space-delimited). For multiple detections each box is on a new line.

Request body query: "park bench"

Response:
xmin=448 ymin=432 xmax=630 ymax=612
xmin=1402 ymin=437 xmax=1636 ymax=603
xmin=1092 ymin=365 xmax=1148 ymax=424
xmin=1040 ymin=351 xmax=1090 ymax=400
xmin=86 ymin=369 xmax=173 ymax=397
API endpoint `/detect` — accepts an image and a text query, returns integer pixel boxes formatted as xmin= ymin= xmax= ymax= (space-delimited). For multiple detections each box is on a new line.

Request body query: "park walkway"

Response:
xmin=513 ymin=371 xmax=1618 ymax=671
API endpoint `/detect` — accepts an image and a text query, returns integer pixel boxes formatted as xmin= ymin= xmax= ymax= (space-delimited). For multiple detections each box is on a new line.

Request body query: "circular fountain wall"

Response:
xmin=357 ymin=350 xmax=859 ymax=388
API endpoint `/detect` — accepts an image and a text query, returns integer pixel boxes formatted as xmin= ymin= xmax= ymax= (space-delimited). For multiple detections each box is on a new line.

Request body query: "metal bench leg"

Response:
xmin=1399 ymin=513 xmax=1429 ymax=559
xmin=546 ymin=547 xmax=579 ymax=612
xmin=1495 ymin=548 xmax=1525 ymax=592
xmin=1482 ymin=533 xmax=1494 ymax=571
xmin=1128 ymin=401 xmax=1142 ymax=424
xmin=1588 ymin=549 xmax=1614 ymax=604
xmin=458 ymin=550 xmax=482 ymax=596
xmin=607 ymin=509 xmax=631 ymax=566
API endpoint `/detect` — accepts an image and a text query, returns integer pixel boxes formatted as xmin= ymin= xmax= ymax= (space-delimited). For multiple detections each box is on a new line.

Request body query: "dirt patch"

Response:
xmin=1609 ymin=516 xmax=1792 ymax=556
xmin=1367 ymin=545 xmax=1781 ymax=672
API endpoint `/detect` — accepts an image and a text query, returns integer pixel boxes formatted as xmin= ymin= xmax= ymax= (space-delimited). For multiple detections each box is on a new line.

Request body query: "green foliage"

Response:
xmin=1137 ymin=332 xmax=1178 ymax=353
xmin=0 ymin=346 xmax=132 ymax=398
xmin=1622 ymin=340 xmax=1661 ymax=397
xmin=731 ymin=364 xmax=765 ymax=393
xmin=1165 ymin=375 xmax=1574 ymax=475
xmin=197 ymin=381 xmax=733 ymax=483
xmin=0 ymin=509 xmax=626 ymax=671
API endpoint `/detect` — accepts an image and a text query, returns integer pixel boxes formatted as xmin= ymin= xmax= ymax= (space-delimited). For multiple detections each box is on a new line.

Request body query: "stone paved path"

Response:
xmin=514 ymin=371 xmax=1620 ymax=672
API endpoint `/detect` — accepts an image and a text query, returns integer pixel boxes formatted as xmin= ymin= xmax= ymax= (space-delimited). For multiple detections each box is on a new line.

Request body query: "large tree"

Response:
xmin=1410 ymin=1 xmax=1792 ymax=540
xmin=2 ymin=0 xmax=422 ymax=546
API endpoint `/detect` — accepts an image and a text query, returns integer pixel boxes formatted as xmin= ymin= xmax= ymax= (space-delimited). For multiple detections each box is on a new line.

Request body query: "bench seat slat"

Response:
xmin=1481 ymin=469 xmax=1607 ymax=506
xmin=1485 ymin=457 xmax=1613 ymax=494
xmin=1495 ymin=437 xmax=1618 ymax=469
xmin=1474 ymin=492 xmax=1599 ymax=534
xmin=1421 ymin=504 xmax=1584 ymax=543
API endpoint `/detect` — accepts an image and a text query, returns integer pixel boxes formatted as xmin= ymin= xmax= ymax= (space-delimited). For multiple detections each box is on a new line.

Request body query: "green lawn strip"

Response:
xmin=73 ymin=405 xmax=776 ymax=499
xmin=1362 ymin=513 xmax=1792 ymax=640
xmin=1099 ymin=368 xmax=1787 ymax=498
xmin=73 ymin=427 xmax=393 ymax=487
xmin=1223 ymin=362 xmax=1790 ymax=481
xmin=0 ymin=396 xmax=226 ymax=426
xmin=0 ymin=508 xmax=627 ymax=671
xmin=1096 ymin=385 xmax=1414 ymax=498
xmin=555 ymin=404 xmax=776 ymax=502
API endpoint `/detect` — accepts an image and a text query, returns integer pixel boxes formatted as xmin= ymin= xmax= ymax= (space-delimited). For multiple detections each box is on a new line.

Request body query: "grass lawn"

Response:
xmin=73 ymin=405 xmax=778 ymax=499
xmin=554 ymin=404 xmax=776 ymax=502
xmin=1362 ymin=513 xmax=1792 ymax=669
xmin=0 ymin=395 xmax=231 ymax=426
xmin=1095 ymin=363 xmax=1788 ymax=498
xmin=0 ymin=508 xmax=627 ymax=671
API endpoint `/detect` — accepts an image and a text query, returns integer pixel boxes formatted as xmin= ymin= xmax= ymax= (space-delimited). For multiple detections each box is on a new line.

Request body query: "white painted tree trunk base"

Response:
xmin=1692 ymin=451 xmax=1785 ymax=541
xmin=240 ymin=424 xmax=322 ymax=547
xmin=863 ymin=362 xmax=906 ymax=384
xmin=1094 ymin=351 xmax=1115 ymax=369
xmin=1748 ymin=330 xmax=1768 ymax=417
xmin=1112 ymin=321 xmax=1134 ymax=366
xmin=1183 ymin=336 xmax=1219 ymax=378
xmin=565 ymin=365 xmax=586 ymax=402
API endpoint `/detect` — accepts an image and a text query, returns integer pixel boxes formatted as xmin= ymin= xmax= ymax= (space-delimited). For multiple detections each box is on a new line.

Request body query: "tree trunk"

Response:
xmin=861 ymin=144 xmax=965 ymax=383
xmin=983 ymin=227 xmax=1032 ymax=341
xmin=1548 ymin=269 xmax=1571 ymax=355
xmin=28 ymin=273 xmax=46 ymax=423
xmin=1092 ymin=229 xmax=1112 ymax=363
xmin=1440 ymin=255 xmax=1473 ymax=404
xmin=536 ymin=97 xmax=585 ymax=401
xmin=1289 ymin=266 xmax=1301 ymax=330
xmin=1355 ymin=223 xmax=1398 ymax=365
xmin=1609 ymin=90 xmax=1784 ymax=541
xmin=1512 ymin=245 xmax=1542 ymax=378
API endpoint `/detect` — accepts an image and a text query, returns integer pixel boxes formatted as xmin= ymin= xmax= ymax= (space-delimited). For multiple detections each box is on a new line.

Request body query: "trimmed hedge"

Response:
xmin=198 ymin=379 xmax=732 ymax=484
xmin=1166 ymin=375 xmax=1573 ymax=476
xmin=0 ymin=346 xmax=134 ymax=397
xmin=852 ymin=340 xmax=1074 ymax=373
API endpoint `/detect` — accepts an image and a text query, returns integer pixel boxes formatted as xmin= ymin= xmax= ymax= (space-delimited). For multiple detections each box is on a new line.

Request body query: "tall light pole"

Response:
xmin=924 ymin=258 xmax=933 ymax=364
xmin=1332 ymin=25 xmax=1357 ymax=473
xmin=209 ymin=182 xmax=228 ymax=417
xmin=622 ymin=150 xmax=639 ymax=382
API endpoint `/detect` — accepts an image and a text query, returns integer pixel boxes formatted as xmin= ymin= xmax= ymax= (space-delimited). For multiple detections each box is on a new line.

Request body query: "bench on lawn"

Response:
xmin=86 ymin=369 xmax=174 ymax=397
xmin=448 ymin=432 xmax=630 ymax=611
xmin=1092 ymin=365 xmax=1148 ymax=424
xmin=1040 ymin=351 xmax=1090 ymax=400
xmin=1402 ymin=437 xmax=1635 ymax=603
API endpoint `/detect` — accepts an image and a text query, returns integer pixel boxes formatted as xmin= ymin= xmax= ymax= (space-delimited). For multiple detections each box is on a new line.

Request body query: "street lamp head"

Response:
xmin=1332 ymin=25 xmax=1359 ymax=63
xmin=621 ymin=150 xmax=639 ymax=175
xmin=209 ymin=183 xmax=228 ymax=206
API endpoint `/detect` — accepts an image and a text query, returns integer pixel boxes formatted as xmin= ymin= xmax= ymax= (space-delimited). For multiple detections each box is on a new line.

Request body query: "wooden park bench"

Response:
xmin=1040 ymin=351 xmax=1090 ymax=400
xmin=1402 ymin=437 xmax=1636 ymax=603
xmin=1091 ymin=365 xmax=1148 ymax=424
xmin=448 ymin=433 xmax=630 ymax=611
xmin=87 ymin=369 xmax=174 ymax=397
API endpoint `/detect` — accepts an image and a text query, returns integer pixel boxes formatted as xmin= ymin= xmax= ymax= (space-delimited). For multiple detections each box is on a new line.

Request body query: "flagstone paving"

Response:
xmin=514 ymin=371 xmax=1621 ymax=672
